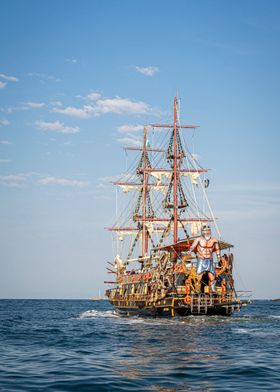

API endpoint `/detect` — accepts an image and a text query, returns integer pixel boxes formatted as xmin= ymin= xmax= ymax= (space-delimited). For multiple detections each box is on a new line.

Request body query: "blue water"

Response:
xmin=0 ymin=300 xmax=279 ymax=391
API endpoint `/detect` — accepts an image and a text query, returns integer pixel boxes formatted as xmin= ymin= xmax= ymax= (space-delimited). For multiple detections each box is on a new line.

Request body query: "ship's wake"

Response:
xmin=78 ymin=309 xmax=119 ymax=319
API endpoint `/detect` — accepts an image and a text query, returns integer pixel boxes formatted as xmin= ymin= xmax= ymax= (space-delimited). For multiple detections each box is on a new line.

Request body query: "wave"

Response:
xmin=78 ymin=309 xmax=119 ymax=319
xmin=233 ymin=327 xmax=279 ymax=337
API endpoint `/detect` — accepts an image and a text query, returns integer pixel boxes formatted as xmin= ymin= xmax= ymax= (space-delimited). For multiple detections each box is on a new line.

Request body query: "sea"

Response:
xmin=0 ymin=300 xmax=279 ymax=391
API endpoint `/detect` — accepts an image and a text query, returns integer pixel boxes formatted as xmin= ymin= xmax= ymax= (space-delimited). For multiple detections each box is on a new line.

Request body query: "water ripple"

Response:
xmin=0 ymin=300 xmax=279 ymax=391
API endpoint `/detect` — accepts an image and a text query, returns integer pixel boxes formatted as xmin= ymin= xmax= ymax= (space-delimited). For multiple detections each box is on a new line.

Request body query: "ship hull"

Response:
xmin=109 ymin=296 xmax=245 ymax=317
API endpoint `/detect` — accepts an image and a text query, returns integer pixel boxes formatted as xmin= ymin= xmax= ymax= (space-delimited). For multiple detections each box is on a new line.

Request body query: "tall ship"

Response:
xmin=105 ymin=97 xmax=250 ymax=316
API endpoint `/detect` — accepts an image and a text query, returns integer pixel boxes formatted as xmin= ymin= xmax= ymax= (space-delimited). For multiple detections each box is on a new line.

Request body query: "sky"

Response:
xmin=0 ymin=0 xmax=279 ymax=299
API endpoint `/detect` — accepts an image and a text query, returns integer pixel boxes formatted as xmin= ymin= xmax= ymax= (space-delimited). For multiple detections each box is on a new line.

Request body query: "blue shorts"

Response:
xmin=196 ymin=258 xmax=215 ymax=275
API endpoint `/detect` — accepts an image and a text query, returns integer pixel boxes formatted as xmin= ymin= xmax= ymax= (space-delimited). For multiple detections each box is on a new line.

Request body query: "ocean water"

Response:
xmin=0 ymin=300 xmax=279 ymax=391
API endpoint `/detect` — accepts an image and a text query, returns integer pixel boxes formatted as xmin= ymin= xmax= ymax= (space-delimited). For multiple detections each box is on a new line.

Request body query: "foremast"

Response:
xmin=142 ymin=127 xmax=148 ymax=256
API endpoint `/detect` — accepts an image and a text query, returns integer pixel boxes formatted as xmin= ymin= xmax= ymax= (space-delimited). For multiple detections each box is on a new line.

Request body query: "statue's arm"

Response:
xmin=189 ymin=238 xmax=199 ymax=253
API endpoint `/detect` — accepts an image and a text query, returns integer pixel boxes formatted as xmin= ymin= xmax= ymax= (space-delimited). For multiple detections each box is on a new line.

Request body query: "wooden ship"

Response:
xmin=105 ymin=97 xmax=250 ymax=316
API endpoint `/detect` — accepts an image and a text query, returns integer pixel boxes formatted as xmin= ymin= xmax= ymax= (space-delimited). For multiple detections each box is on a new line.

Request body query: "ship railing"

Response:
xmin=190 ymin=293 xmax=239 ymax=306
xmin=235 ymin=290 xmax=252 ymax=304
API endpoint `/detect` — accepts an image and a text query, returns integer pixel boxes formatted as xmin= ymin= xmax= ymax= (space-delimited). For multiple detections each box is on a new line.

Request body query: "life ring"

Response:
xmin=119 ymin=276 xmax=123 ymax=283
xmin=183 ymin=295 xmax=191 ymax=304
xmin=131 ymin=275 xmax=135 ymax=282
xmin=147 ymin=272 xmax=152 ymax=280
xmin=137 ymin=274 xmax=141 ymax=281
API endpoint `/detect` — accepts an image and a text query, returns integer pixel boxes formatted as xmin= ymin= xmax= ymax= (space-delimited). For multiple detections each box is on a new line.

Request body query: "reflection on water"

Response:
xmin=114 ymin=317 xmax=226 ymax=384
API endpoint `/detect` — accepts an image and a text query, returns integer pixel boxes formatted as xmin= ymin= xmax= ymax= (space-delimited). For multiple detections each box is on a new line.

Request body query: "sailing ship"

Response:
xmin=105 ymin=97 xmax=250 ymax=316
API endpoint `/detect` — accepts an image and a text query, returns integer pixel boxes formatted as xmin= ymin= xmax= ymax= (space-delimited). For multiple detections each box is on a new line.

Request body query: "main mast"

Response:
xmin=173 ymin=97 xmax=178 ymax=243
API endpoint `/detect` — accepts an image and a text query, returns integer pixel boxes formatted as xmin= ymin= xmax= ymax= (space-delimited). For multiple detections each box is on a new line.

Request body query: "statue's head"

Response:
xmin=201 ymin=225 xmax=211 ymax=240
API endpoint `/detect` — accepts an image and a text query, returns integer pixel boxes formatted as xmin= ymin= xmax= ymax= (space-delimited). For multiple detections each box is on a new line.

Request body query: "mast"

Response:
xmin=173 ymin=97 xmax=178 ymax=243
xmin=142 ymin=127 xmax=148 ymax=256
xmin=107 ymin=98 xmax=205 ymax=258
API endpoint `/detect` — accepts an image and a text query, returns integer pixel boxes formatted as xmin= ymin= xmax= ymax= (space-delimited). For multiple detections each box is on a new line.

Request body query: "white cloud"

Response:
xmin=0 ymin=81 xmax=6 ymax=89
xmin=0 ymin=106 xmax=16 ymax=114
xmin=53 ymin=106 xmax=91 ymax=119
xmin=38 ymin=177 xmax=90 ymax=187
xmin=52 ymin=96 xmax=152 ymax=118
xmin=0 ymin=159 xmax=11 ymax=163
xmin=86 ymin=92 xmax=102 ymax=101
xmin=0 ymin=140 xmax=11 ymax=145
xmin=0 ymin=73 xmax=19 ymax=82
xmin=0 ymin=119 xmax=9 ymax=126
xmin=0 ymin=175 xmax=25 ymax=187
xmin=23 ymin=102 xmax=46 ymax=109
xmin=65 ymin=58 xmax=77 ymax=63
xmin=35 ymin=120 xmax=80 ymax=134
xmin=116 ymin=135 xmax=142 ymax=147
xmin=50 ymin=101 xmax=63 ymax=106
xmin=135 ymin=66 xmax=159 ymax=76
xmin=96 ymin=97 xmax=150 ymax=115
xmin=117 ymin=124 xmax=143 ymax=133
xmin=76 ymin=91 xmax=102 ymax=101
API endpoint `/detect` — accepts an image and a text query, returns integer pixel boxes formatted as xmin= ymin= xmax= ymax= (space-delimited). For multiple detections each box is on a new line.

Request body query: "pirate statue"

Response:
xmin=188 ymin=225 xmax=221 ymax=292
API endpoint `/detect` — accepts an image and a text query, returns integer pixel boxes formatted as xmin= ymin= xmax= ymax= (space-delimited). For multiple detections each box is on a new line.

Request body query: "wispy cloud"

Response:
xmin=35 ymin=120 xmax=80 ymax=134
xmin=53 ymin=106 xmax=91 ymax=119
xmin=38 ymin=176 xmax=90 ymax=187
xmin=86 ymin=92 xmax=102 ymax=101
xmin=53 ymin=95 xmax=152 ymax=118
xmin=117 ymin=124 xmax=143 ymax=133
xmin=28 ymin=72 xmax=61 ymax=83
xmin=0 ymin=140 xmax=11 ymax=145
xmin=65 ymin=58 xmax=77 ymax=64
xmin=116 ymin=124 xmax=147 ymax=146
xmin=0 ymin=81 xmax=6 ymax=89
xmin=0 ymin=119 xmax=9 ymax=126
xmin=50 ymin=101 xmax=63 ymax=107
xmin=76 ymin=91 xmax=102 ymax=101
xmin=135 ymin=66 xmax=159 ymax=76
xmin=0 ymin=159 xmax=11 ymax=164
xmin=116 ymin=135 xmax=142 ymax=147
xmin=0 ymin=175 xmax=25 ymax=187
xmin=23 ymin=102 xmax=46 ymax=109
xmin=0 ymin=73 xmax=19 ymax=82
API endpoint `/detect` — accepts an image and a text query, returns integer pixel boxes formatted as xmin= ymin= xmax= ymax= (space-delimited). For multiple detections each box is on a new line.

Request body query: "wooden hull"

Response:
xmin=109 ymin=295 xmax=246 ymax=317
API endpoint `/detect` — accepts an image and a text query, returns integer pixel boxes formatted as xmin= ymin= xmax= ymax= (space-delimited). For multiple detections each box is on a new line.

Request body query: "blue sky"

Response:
xmin=0 ymin=0 xmax=279 ymax=298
